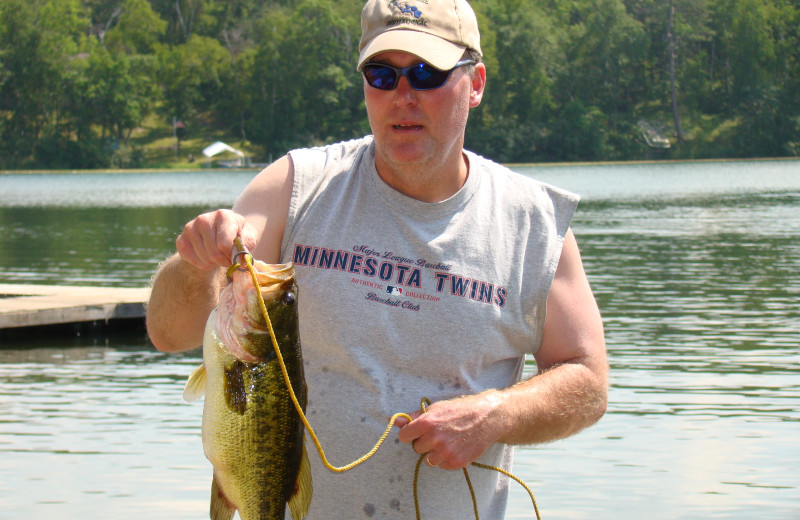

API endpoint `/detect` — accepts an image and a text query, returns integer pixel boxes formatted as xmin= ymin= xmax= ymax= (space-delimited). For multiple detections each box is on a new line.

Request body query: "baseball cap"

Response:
xmin=357 ymin=0 xmax=482 ymax=71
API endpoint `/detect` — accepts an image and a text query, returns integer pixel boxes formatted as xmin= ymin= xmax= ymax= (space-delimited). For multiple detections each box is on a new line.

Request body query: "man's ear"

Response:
xmin=469 ymin=63 xmax=486 ymax=108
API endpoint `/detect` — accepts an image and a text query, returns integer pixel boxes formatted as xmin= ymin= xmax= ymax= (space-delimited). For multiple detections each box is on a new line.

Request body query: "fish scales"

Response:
xmin=185 ymin=261 xmax=312 ymax=520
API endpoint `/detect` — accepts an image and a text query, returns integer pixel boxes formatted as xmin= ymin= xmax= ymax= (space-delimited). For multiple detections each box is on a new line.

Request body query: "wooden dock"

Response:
xmin=0 ymin=284 xmax=150 ymax=329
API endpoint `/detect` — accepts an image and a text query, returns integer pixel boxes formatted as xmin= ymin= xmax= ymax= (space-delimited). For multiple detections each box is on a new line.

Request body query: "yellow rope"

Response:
xmin=236 ymin=240 xmax=412 ymax=473
xmin=233 ymin=239 xmax=541 ymax=519
xmin=472 ymin=462 xmax=542 ymax=519
xmin=410 ymin=399 xmax=542 ymax=520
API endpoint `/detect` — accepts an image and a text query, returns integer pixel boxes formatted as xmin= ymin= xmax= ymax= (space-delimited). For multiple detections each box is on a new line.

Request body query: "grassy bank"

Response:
xmin=125 ymin=114 xmax=265 ymax=170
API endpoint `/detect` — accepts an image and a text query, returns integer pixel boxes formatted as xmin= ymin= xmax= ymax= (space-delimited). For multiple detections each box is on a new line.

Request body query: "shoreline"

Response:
xmin=2 ymin=155 xmax=798 ymax=175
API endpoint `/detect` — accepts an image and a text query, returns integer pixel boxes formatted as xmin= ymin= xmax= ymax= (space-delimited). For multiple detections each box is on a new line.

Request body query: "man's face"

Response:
xmin=364 ymin=51 xmax=485 ymax=178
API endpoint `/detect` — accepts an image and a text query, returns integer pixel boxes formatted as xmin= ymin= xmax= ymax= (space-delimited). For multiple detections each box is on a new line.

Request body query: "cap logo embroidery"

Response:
xmin=387 ymin=1 xmax=427 ymax=26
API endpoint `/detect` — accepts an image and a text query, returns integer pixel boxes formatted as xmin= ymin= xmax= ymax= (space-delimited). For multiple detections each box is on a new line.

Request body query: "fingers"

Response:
xmin=412 ymin=436 xmax=456 ymax=470
xmin=403 ymin=412 xmax=454 ymax=470
xmin=176 ymin=210 xmax=255 ymax=272
xmin=396 ymin=397 xmax=497 ymax=471
xmin=392 ymin=410 xmax=420 ymax=429
xmin=393 ymin=416 xmax=410 ymax=428
xmin=412 ymin=439 xmax=438 ymax=468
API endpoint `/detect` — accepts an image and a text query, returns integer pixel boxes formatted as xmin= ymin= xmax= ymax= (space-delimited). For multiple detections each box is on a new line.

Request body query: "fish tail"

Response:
xmin=210 ymin=473 xmax=235 ymax=520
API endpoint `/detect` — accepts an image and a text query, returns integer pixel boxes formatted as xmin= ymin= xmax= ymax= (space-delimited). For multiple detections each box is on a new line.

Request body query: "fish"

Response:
xmin=183 ymin=261 xmax=312 ymax=520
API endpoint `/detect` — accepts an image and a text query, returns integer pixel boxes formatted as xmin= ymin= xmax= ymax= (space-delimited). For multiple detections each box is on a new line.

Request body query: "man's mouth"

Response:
xmin=393 ymin=124 xmax=422 ymax=130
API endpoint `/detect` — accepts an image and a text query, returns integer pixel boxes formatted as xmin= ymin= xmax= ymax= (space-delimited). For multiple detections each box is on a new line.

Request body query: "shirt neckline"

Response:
xmin=363 ymin=138 xmax=480 ymax=219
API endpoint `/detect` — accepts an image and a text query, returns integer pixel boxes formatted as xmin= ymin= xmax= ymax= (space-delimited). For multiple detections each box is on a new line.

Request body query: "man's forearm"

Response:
xmin=492 ymin=360 xmax=608 ymax=446
xmin=395 ymin=358 xmax=607 ymax=470
xmin=146 ymin=254 xmax=225 ymax=352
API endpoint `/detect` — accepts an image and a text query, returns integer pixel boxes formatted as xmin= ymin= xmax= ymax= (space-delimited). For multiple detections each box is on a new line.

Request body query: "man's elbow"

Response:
xmin=592 ymin=383 xmax=609 ymax=424
xmin=145 ymin=313 xmax=199 ymax=353
xmin=146 ymin=316 xmax=174 ymax=352
xmin=588 ymin=367 xmax=609 ymax=425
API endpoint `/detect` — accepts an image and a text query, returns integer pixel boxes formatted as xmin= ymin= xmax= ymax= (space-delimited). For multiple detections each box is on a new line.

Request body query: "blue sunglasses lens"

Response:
xmin=363 ymin=64 xmax=406 ymax=90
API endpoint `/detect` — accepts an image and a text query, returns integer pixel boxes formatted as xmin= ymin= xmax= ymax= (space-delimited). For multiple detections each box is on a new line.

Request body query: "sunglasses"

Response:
xmin=362 ymin=59 xmax=476 ymax=91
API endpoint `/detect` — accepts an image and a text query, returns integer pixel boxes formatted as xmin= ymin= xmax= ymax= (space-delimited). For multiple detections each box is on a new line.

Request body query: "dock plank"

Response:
xmin=0 ymin=284 xmax=150 ymax=329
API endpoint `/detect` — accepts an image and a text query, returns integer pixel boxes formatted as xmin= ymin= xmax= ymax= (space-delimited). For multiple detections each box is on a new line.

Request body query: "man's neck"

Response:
xmin=374 ymin=150 xmax=470 ymax=203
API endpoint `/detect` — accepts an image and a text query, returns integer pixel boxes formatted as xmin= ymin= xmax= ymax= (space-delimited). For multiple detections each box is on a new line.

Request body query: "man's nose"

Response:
xmin=393 ymin=76 xmax=419 ymax=106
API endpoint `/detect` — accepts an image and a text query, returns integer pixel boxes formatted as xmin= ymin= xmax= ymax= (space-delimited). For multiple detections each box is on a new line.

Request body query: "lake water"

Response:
xmin=1 ymin=160 xmax=799 ymax=519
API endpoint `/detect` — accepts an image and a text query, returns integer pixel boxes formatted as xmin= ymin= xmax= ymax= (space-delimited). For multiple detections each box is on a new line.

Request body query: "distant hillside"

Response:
xmin=1 ymin=0 xmax=797 ymax=169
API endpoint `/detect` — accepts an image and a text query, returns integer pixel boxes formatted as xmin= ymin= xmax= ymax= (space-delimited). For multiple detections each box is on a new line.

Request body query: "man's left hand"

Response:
xmin=395 ymin=391 xmax=509 ymax=470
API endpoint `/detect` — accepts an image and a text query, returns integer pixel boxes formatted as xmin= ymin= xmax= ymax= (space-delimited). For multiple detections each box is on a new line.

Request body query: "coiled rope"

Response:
xmin=233 ymin=238 xmax=541 ymax=520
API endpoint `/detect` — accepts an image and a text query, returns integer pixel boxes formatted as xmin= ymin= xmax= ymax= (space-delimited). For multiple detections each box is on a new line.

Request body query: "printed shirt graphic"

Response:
xmin=291 ymin=242 xmax=506 ymax=311
xmin=281 ymin=136 xmax=578 ymax=520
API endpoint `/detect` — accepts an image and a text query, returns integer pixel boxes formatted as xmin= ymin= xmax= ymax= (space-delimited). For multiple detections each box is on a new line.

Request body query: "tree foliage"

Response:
xmin=0 ymin=0 xmax=798 ymax=168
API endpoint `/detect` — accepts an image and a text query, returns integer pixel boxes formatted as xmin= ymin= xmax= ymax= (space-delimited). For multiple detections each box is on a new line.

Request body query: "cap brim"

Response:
xmin=357 ymin=30 xmax=466 ymax=71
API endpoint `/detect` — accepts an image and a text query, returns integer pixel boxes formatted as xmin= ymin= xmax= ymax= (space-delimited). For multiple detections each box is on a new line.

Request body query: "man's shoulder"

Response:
xmin=466 ymin=149 xmax=538 ymax=187
xmin=466 ymin=149 xmax=580 ymax=208
xmin=287 ymin=136 xmax=374 ymax=194
xmin=466 ymin=149 xmax=558 ymax=188
xmin=290 ymin=136 xmax=373 ymax=164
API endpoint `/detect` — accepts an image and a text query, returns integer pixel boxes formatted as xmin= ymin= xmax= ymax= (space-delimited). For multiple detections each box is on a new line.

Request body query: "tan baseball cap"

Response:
xmin=357 ymin=0 xmax=482 ymax=71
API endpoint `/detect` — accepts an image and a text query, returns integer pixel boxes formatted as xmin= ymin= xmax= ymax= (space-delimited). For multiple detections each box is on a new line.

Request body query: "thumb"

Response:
xmin=236 ymin=218 xmax=259 ymax=254
xmin=392 ymin=410 xmax=422 ymax=429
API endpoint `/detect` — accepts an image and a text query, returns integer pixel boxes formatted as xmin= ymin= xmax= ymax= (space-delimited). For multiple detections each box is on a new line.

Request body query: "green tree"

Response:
xmin=155 ymin=34 xmax=231 ymax=124
xmin=83 ymin=46 xmax=159 ymax=142
xmin=466 ymin=0 xmax=561 ymax=161
xmin=0 ymin=0 xmax=92 ymax=168
xmin=245 ymin=0 xmax=364 ymax=156
xmin=706 ymin=0 xmax=799 ymax=156
xmin=626 ymin=0 xmax=714 ymax=147
xmin=103 ymin=0 xmax=168 ymax=54
xmin=726 ymin=0 xmax=774 ymax=105
xmin=544 ymin=0 xmax=646 ymax=160
xmin=149 ymin=0 xmax=229 ymax=43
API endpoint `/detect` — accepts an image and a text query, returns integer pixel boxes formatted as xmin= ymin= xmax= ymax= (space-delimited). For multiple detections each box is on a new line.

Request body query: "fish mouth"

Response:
xmin=252 ymin=262 xmax=294 ymax=284
xmin=217 ymin=262 xmax=297 ymax=362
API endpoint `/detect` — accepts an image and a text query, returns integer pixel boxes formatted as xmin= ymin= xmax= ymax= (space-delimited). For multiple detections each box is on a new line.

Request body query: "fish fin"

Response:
xmin=287 ymin=441 xmax=313 ymax=520
xmin=210 ymin=473 xmax=236 ymax=520
xmin=183 ymin=364 xmax=207 ymax=402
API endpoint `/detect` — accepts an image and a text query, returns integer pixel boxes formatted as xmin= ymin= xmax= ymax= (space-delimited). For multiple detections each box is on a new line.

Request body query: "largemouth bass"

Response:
xmin=184 ymin=261 xmax=312 ymax=520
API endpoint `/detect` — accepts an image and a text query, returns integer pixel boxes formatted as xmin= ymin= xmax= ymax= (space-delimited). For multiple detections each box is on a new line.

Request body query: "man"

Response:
xmin=147 ymin=0 xmax=607 ymax=518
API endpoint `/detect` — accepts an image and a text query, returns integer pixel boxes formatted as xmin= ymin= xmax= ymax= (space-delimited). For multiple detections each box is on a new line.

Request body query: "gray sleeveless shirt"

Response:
xmin=281 ymin=136 xmax=578 ymax=519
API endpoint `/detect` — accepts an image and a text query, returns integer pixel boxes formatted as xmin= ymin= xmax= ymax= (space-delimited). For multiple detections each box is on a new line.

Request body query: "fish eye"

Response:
xmin=282 ymin=292 xmax=296 ymax=306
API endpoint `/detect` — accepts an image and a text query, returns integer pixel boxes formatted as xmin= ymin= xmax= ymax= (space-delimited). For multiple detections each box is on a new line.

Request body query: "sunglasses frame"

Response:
xmin=362 ymin=59 xmax=476 ymax=91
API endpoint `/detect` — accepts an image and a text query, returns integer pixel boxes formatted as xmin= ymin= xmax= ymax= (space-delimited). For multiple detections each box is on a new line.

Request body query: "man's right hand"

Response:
xmin=175 ymin=209 xmax=259 ymax=273
xmin=147 ymin=210 xmax=257 ymax=352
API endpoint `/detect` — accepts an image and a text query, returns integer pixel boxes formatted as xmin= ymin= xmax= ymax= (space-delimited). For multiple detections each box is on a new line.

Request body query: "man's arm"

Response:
xmin=397 ymin=229 xmax=608 ymax=469
xmin=146 ymin=155 xmax=295 ymax=352
xmin=145 ymin=251 xmax=227 ymax=352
